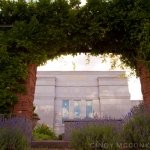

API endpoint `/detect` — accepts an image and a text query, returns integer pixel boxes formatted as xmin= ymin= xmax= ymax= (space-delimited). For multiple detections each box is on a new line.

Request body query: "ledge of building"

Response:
xmin=64 ymin=119 xmax=123 ymax=122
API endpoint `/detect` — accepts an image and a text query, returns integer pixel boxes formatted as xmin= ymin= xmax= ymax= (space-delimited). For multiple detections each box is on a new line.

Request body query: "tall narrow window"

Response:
xmin=86 ymin=100 xmax=93 ymax=118
xmin=62 ymin=100 xmax=69 ymax=124
xmin=74 ymin=100 xmax=81 ymax=119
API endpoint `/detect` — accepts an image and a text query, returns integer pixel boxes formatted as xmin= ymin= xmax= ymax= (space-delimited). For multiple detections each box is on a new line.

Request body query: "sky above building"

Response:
xmin=38 ymin=54 xmax=142 ymax=100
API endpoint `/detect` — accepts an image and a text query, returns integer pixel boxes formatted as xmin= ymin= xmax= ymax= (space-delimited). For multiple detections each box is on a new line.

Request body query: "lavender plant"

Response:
xmin=0 ymin=117 xmax=32 ymax=150
xmin=122 ymin=101 xmax=150 ymax=150
xmin=69 ymin=115 xmax=122 ymax=150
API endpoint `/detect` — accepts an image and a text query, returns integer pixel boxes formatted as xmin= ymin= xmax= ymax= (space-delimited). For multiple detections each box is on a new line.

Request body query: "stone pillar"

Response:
xmin=13 ymin=64 xmax=37 ymax=120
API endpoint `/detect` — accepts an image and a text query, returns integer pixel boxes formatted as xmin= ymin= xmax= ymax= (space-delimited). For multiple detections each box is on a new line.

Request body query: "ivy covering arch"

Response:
xmin=0 ymin=0 xmax=150 ymax=115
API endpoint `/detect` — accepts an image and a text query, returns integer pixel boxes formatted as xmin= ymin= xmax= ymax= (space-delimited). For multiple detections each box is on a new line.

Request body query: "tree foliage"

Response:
xmin=0 ymin=0 xmax=150 ymax=114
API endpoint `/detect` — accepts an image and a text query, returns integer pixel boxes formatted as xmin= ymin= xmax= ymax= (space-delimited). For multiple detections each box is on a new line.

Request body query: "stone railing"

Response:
xmin=64 ymin=119 xmax=123 ymax=141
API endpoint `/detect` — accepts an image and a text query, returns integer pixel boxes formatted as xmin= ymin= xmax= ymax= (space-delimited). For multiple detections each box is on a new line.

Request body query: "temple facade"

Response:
xmin=34 ymin=71 xmax=141 ymax=135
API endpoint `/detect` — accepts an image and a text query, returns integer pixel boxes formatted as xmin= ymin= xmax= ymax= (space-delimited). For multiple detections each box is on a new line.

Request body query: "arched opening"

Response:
xmin=34 ymin=54 xmax=142 ymax=135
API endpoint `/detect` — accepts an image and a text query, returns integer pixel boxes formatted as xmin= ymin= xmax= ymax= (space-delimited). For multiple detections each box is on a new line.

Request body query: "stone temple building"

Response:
xmin=34 ymin=71 xmax=142 ymax=135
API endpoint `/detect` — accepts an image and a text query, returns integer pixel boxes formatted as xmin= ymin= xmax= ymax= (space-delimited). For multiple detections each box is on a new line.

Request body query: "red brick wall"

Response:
xmin=14 ymin=64 xmax=37 ymax=120
xmin=137 ymin=61 xmax=150 ymax=107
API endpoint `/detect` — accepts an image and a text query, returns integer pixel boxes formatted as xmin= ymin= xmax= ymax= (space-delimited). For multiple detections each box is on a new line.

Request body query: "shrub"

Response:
xmin=122 ymin=102 xmax=150 ymax=149
xmin=69 ymin=116 xmax=121 ymax=150
xmin=58 ymin=134 xmax=62 ymax=140
xmin=33 ymin=132 xmax=53 ymax=140
xmin=0 ymin=117 xmax=31 ymax=150
xmin=33 ymin=123 xmax=56 ymax=141
xmin=33 ymin=105 xmax=39 ymax=117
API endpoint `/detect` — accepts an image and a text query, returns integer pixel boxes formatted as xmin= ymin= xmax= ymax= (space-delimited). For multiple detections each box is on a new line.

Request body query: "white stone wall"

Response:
xmin=98 ymin=76 xmax=131 ymax=118
xmin=34 ymin=77 xmax=56 ymax=128
xmin=34 ymin=71 xmax=142 ymax=135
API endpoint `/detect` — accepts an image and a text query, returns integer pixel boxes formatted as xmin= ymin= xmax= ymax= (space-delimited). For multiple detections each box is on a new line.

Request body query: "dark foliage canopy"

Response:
xmin=0 ymin=0 xmax=150 ymax=114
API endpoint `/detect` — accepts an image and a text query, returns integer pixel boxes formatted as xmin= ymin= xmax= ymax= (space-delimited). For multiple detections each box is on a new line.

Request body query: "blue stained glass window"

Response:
xmin=62 ymin=100 xmax=69 ymax=124
xmin=74 ymin=101 xmax=81 ymax=119
xmin=86 ymin=100 xmax=93 ymax=118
